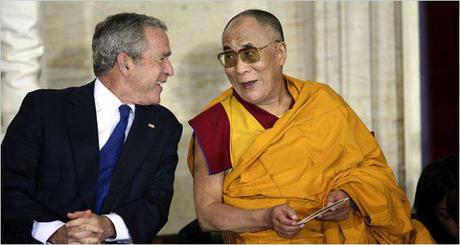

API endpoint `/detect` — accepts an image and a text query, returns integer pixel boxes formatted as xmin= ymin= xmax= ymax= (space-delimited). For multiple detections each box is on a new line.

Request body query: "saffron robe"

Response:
xmin=188 ymin=75 xmax=433 ymax=243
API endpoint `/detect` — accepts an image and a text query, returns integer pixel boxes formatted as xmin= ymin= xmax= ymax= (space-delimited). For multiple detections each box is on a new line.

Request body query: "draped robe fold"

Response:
xmin=188 ymin=75 xmax=433 ymax=243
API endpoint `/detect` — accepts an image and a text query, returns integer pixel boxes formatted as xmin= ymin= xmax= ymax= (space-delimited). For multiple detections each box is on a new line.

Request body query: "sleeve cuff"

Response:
xmin=31 ymin=220 xmax=65 ymax=244
xmin=103 ymin=213 xmax=132 ymax=242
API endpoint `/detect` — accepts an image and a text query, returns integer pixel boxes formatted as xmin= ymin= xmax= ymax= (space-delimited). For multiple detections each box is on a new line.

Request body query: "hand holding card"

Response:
xmin=297 ymin=197 xmax=350 ymax=225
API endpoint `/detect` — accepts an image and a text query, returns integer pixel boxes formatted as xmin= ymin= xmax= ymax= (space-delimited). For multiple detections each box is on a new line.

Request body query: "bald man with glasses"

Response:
xmin=187 ymin=9 xmax=433 ymax=243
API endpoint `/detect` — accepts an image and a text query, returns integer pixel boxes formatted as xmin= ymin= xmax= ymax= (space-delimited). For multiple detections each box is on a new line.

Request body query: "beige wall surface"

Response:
xmin=2 ymin=1 xmax=421 ymax=235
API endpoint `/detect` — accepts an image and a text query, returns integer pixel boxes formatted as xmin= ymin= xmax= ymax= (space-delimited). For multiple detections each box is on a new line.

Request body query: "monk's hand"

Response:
xmin=66 ymin=211 xmax=115 ymax=243
xmin=268 ymin=204 xmax=303 ymax=239
xmin=317 ymin=189 xmax=354 ymax=221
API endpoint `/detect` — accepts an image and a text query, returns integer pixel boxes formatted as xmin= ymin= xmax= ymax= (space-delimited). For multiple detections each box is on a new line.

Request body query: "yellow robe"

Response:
xmin=188 ymin=75 xmax=433 ymax=243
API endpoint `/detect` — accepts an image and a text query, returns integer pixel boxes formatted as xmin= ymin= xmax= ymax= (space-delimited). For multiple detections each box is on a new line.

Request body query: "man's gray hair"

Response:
xmin=92 ymin=13 xmax=167 ymax=76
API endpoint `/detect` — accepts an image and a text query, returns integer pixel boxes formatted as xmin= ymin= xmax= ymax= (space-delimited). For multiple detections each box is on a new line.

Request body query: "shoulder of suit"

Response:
xmin=150 ymin=104 xmax=181 ymax=126
xmin=28 ymin=81 xmax=93 ymax=98
xmin=25 ymin=85 xmax=81 ymax=104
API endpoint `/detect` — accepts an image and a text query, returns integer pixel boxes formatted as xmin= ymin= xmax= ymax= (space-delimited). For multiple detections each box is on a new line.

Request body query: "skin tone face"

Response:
xmin=116 ymin=26 xmax=174 ymax=105
xmin=222 ymin=16 xmax=290 ymax=115
xmin=435 ymin=195 xmax=459 ymax=240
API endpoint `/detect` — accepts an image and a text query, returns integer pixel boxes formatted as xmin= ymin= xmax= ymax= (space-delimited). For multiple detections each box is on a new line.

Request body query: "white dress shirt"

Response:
xmin=32 ymin=78 xmax=135 ymax=243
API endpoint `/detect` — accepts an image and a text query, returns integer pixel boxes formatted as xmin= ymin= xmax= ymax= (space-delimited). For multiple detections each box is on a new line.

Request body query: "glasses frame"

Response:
xmin=217 ymin=40 xmax=281 ymax=68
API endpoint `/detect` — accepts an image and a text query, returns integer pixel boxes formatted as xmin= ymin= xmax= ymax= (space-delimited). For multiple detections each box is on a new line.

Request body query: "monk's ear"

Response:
xmin=277 ymin=42 xmax=287 ymax=66
xmin=115 ymin=52 xmax=133 ymax=76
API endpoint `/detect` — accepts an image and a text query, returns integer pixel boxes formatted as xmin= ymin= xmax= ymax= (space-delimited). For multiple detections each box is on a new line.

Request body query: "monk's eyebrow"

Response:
xmin=242 ymin=43 xmax=255 ymax=48
xmin=223 ymin=42 xmax=255 ymax=52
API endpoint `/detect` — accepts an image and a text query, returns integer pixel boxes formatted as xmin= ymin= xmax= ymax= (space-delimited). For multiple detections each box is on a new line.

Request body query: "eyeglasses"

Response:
xmin=217 ymin=40 xmax=281 ymax=68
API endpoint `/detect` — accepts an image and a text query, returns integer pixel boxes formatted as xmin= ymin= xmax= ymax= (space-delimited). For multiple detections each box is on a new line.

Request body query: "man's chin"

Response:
xmin=146 ymin=100 xmax=160 ymax=106
xmin=150 ymin=97 xmax=161 ymax=105
xmin=134 ymin=97 xmax=160 ymax=106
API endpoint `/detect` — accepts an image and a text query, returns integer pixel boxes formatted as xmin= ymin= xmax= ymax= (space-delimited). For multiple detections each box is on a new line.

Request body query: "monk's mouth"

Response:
xmin=240 ymin=80 xmax=257 ymax=89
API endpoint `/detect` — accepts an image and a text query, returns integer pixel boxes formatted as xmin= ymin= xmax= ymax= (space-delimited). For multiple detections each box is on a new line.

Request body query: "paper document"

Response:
xmin=297 ymin=197 xmax=350 ymax=225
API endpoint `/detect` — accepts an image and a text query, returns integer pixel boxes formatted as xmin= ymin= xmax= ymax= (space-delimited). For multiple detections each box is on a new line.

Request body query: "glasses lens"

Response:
xmin=217 ymin=53 xmax=225 ymax=66
xmin=225 ymin=53 xmax=238 ymax=67
xmin=221 ymin=52 xmax=237 ymax=68
xmin=218 ymin=46 xmax=263 ymax=67
xmin=241 ymin=47 xmax=260 ymax=64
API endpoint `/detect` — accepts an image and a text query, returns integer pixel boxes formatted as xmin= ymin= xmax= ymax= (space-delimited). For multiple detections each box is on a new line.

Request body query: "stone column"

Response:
xmin=402 ymin=1 xmax=421 ymax=203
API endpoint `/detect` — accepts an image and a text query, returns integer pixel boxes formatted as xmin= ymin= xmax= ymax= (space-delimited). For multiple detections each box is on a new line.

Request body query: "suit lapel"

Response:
xmin=103 ymin=105 xmax=161 ymax=210
xmin=65 ymin=82 xmax=100 ymax=210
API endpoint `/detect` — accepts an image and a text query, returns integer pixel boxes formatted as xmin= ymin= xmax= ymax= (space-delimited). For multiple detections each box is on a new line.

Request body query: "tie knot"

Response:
xmin=119 ymin=105 xmax=131 ymax=120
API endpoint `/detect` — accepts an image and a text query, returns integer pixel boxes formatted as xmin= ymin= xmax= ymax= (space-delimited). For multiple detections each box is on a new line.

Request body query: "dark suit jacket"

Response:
xmin=1 ymin=81 xmax=182 ymax=243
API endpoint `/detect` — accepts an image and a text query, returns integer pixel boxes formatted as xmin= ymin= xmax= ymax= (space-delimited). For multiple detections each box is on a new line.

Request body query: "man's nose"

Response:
xmin=164 ymin=59 xmax=174 ymax=76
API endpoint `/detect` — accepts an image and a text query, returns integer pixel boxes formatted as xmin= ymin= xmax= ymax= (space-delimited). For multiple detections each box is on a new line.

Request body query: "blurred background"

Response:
xmin=1 ymin=1 xmax=458 ymax=235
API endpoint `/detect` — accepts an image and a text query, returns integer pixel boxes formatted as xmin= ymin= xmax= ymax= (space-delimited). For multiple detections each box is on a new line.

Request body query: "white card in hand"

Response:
xmin=297 ymin=197 xmax=350 ymax=225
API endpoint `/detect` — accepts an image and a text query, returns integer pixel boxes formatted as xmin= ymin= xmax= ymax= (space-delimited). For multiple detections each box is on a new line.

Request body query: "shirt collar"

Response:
xmin=94 ymin=78 xmax=136 ymax=113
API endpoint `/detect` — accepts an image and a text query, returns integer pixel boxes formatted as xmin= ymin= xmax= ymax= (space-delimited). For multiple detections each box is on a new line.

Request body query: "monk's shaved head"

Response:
xmin=223 ymin=9 xmax=284 ymax=42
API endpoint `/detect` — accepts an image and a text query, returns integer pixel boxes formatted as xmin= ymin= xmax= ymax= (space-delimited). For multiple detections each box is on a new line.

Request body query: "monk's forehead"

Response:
xmin=222 ymin=16 xmax=275 ymax=44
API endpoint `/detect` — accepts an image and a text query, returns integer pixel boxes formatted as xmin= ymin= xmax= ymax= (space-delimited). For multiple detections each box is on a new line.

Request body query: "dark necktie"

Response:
xmin=95 ymin=104 xmax=131 ymax=213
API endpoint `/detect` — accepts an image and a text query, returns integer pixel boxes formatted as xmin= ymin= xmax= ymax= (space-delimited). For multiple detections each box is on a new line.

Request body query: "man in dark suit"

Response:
xmin=1 ymin=13 xmax=182 ymax=243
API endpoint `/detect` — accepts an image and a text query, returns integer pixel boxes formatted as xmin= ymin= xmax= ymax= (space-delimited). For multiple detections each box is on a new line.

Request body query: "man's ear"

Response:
xmin=116 ymin=52 xmax=132 ymax=76
xmin=277 ymin=42 xmax=287 ymax=66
